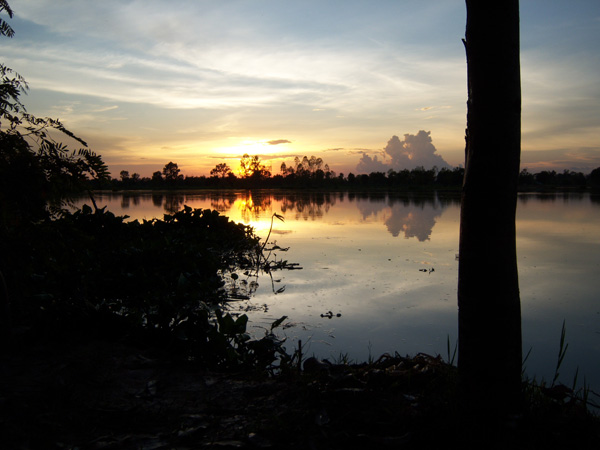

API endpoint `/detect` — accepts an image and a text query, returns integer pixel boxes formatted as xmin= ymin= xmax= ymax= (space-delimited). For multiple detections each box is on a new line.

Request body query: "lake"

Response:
xmin=78 ymin=190 xmax=600 ymax=393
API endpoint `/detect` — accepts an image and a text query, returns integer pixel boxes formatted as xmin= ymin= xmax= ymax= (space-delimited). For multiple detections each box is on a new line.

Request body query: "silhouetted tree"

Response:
xmin=410 ymin=166 xmax=436 ymax=185
xmin=0 ymin=2 xmax=108 ymax=224
xmin=1 ymin=0 xmax=108 ymax=338
xmin=518 ymin=168 xmax=535 ymax=186
xmin=239 ymin=154 xmax=271 ymax=180
xmin=0 ymin=1 xmax=14 ymax=39
xmin=151 ymin=170 xmax=163 ymax=184
xmin=289 ymin=155 xmax=324 ymax=177
xmin=459 ymin=0 xmax=522 ymax=420
xmin=210 ymin=163 xmax=232 ymax=178
xmin=368 ymin=171 xmax=386 ymax=186
xmin=436 ymin=167 xmax=465 ymax=186
xmin=558 ymin=169 xmax=586 ymax=187
xmin=535 ymin=170 xmax=557 ymax=185
xmin=162 ymin=161 xmax=183 ymax=184
xmin=589 ymin=167 xmax=600 ymax=189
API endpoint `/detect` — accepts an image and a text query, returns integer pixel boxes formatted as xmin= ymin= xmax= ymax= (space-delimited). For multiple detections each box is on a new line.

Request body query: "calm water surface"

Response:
xmin=78 ymin=190 xmax=600 ymax=391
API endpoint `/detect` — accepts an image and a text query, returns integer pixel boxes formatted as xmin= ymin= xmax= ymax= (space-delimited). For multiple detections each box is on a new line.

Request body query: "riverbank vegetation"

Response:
xmin=103 ymin=158 xmax=599 ymax=192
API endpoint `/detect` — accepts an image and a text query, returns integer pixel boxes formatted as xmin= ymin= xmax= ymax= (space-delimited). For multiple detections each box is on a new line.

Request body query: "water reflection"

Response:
xmin=88 ymin=190 xmax=460 ymax=241
xmin=78 ymin=191 xmax=600 ymax=393
xmin=152 ymin=193 xmax=163 ymax=208
xmin=278 ymin=192 xmax=336 ymax=221
xmin=209 ymin=193 xmax=237 ymax=213
xmin=164 ymin=194 xmax=185 ymax=214
xmin=235 ymin=191 xmax=273 ymax=222
xmin=519 ymin=192 xmax=592 ymax=205
xmin=385 ymin=203 xmax=443 ymax=241
xmin=355 ymin=193 xmax=453 ymax=241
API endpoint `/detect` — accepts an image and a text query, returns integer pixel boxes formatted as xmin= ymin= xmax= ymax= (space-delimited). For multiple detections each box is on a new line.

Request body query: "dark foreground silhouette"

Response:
xmin=1 ymin=205 xmax=598 ymax=449
xmin=2 ymin=323 xmax=599 ymax=450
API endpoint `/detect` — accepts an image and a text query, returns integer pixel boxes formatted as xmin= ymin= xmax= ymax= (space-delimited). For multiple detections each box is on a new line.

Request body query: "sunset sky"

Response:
xmin=2 ymin=0 xmax=599 ymax=177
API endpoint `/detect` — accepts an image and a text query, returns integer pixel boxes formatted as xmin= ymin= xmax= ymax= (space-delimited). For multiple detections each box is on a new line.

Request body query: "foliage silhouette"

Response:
xmin=239 ymin=153 xmax=271 ymax=181
xmin=1 ymin=1 xmax=110 ymax=339
xmin=210 ymin=162 xmax=232 ymax=178
xmin=162 ymin=161 xmax=183 ymax=184
xmin=0 ymin=5 xmax=109 ymax=224
xmin=3 ymin=202 xmax=294 ymax=369
xmin=106 ymin=155 xmax=598 ymax=192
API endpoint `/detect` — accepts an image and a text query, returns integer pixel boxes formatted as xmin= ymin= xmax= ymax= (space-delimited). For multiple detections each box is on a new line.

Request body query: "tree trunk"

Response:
xmin=458 ymin=0 xmax=522 ymax=418
xmin=0 ymin=268 xmax=11 ymax=346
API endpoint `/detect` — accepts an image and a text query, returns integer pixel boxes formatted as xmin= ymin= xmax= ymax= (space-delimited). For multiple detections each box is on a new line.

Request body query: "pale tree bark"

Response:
xmin=458 ymin=0 xmax=522 ymax=418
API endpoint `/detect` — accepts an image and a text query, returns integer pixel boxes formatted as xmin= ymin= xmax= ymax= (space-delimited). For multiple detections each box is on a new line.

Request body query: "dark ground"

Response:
xmin=2 ymin=332 xmax=599 ymax=450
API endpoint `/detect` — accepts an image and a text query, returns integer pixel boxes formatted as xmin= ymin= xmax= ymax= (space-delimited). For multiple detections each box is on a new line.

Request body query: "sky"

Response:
xmin=1 ymin=0 xmax=599 ymax=178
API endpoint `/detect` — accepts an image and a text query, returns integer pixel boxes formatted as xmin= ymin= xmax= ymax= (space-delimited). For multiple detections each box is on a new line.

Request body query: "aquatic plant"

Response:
xmin=522 ymin=320 xmax=600 ymax=413
xmin=2 ymin=204 xmax=298 ymax=371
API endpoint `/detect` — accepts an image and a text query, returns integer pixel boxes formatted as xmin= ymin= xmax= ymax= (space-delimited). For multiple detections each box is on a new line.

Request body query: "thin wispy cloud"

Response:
xmin=8 ymin=1 xmax=465 ymax=114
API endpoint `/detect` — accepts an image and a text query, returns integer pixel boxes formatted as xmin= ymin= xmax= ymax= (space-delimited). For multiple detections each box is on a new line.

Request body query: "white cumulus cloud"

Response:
xmin=356 ymin=130 xmax=451 ymax=173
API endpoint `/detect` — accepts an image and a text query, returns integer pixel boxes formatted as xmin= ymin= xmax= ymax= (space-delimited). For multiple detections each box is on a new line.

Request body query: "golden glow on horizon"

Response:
xmin=216 ymin=139 xmax=292 ymax=157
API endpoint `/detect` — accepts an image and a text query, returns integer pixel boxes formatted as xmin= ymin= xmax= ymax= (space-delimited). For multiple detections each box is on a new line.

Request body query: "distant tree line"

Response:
xmin=519 ymin=168 xmax=600 ymax=189
xmin=96 ymin=156 xmax=600 ymax=191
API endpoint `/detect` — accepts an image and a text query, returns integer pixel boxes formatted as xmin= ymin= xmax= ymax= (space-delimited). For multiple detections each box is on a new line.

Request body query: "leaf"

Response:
xmin=217 ymin=312 xmax=235 ymax=335
xmin=270 ymin=315 xmax=288 ymax=331
xmin=177 ymin=273 xmax=189 ymax=290
xmin=234 ymin=314 xmax=248 ymax=334
xmin=0 ymin=19 xmax=15 ymax=39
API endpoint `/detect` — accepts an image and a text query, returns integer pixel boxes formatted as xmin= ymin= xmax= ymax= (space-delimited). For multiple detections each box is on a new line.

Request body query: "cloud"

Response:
xmin=267 ymin=139 xmax=291 ymax=145
xmin=6 ymin=1 xmax=467 ymax=117
xmin=356 ymin=130 xmax=451 ymax=173
xmin=521 ymin=147 xmax=600 ymax=173
xmin=356 ymin=153 xmax=389 ymax=173
xmin=94 ymin=105 xmax=119 ymax=112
